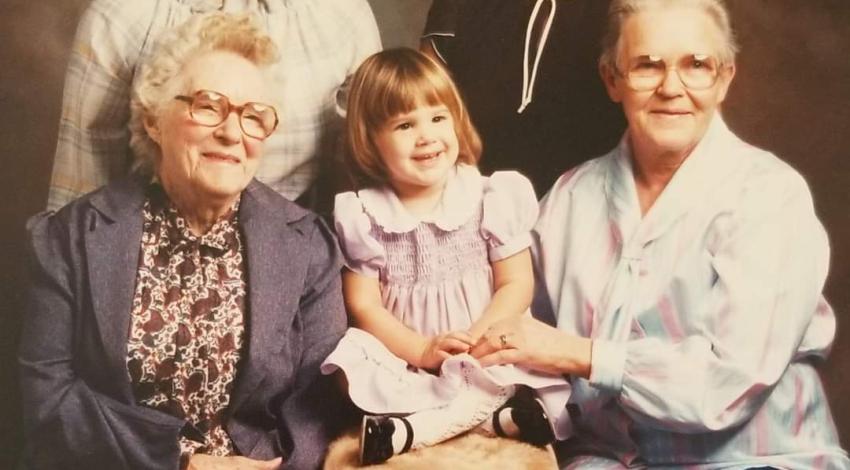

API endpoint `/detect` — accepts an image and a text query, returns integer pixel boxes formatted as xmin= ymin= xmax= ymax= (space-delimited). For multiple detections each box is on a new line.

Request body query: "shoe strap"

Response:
xmin=492 ymin=407 xmax=508 ymax=438
xmin=400 ymin=417 xmax=414 ymax=454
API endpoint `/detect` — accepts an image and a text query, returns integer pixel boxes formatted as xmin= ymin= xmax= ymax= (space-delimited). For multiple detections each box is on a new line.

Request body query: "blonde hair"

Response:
xmin=129 ymin=12 xmax=280 ymax=174
xmin=345 ymin=48 xmax=482 ymax=189
xmin=599 ymin=0 xmax=739 ymax=70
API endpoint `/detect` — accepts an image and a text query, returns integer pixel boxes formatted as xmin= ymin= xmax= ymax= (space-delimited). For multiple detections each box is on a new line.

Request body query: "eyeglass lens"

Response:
xmin=190 ymin=91 xmax=278 ymax=139
xmin=626 ymin=54 xmax=719 ymax=90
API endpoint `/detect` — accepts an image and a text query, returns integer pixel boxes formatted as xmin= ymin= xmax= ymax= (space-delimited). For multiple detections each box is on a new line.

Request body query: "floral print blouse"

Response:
xmin=126 ymin=186 xmax=246 ymax=457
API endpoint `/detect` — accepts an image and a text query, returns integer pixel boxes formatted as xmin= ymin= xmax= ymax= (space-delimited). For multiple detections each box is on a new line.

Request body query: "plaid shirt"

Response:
xmin=48 ymin=0 xmax=381 ymax=211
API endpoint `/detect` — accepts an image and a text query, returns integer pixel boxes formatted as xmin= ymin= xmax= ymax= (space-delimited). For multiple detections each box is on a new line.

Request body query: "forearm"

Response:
xmin=470 ymin=250 xmax=534 ymax=339
xmin=551 ymin=332 xmax=592 ymax=379
xmin=473 ymin=316 xmax=591 ymax=378
xmin=343 ymin=270 xmax=432 ymax=367
xmin=468 ymin=280 xmax=531 ymax=340
xmin=20 ymin=371 xmax=184 ymax=469
xmin=353 ymin=306 xmax=429 ymax=368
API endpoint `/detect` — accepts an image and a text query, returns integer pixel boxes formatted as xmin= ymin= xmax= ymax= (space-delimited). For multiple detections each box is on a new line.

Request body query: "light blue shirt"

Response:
xmin=534 ymin=116 xmax=849 ymax=469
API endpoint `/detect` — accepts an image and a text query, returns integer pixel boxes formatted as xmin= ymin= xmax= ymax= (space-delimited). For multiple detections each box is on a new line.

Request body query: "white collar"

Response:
xmin=605 ymin=114 xmax=743 ymax=246
xmin=357 ymin=165 xmax=484 ymax=233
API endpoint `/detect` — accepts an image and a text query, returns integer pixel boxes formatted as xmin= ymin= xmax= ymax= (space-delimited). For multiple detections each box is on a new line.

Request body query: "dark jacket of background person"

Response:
xmin=422 ymin=0 xmax=626 ymax=195
xmin=19 ymin=176 xmax=347 ymax=469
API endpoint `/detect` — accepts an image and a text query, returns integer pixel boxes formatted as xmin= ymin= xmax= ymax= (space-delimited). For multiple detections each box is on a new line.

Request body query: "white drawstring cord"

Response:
xmin=518 ymin=0 xmax=557 ymax=114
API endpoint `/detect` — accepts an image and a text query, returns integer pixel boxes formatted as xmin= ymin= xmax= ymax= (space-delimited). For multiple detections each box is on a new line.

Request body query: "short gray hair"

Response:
xmin=129 ymin=12 xmax=280 ymax=174
xmin=599 ymin=0 xmax=739 ymax=70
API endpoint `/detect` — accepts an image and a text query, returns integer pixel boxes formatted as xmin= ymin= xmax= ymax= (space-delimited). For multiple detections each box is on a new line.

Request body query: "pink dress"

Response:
xmin=321 ymin=165 xmax=571 ymax=434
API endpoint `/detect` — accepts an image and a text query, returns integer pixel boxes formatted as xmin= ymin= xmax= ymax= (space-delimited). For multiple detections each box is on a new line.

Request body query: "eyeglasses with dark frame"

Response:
xmin=174 ymin=89 xmax=279 ymax=140
xmin=615 ymin=54 xmax=728 ymax=91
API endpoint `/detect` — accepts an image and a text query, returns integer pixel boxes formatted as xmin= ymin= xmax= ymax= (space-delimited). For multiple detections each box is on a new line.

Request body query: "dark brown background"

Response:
xmin=0 ymin=0 xmax=847 ymax=465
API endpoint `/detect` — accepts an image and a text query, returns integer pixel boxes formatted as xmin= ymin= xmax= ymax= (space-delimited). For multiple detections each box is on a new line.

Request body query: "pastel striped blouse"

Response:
xmin=534 ymin=116 xmax=849 ymax=469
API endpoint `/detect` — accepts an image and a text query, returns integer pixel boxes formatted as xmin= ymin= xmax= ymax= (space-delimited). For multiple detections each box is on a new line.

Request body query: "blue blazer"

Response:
xmin=19 ymin=177 xmax=347 ymax=469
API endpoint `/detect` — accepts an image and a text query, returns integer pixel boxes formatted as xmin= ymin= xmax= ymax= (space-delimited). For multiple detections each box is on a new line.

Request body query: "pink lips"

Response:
xmin=412 ymin=150 xmax=442 ymax=161
xmin=651 ymin=109 xmax=691 ymax=116
xmin=203 ymin=152 xmax=240 ymax=164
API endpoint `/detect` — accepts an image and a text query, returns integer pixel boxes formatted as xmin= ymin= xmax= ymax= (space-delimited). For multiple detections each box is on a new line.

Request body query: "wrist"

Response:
xmin=411 ymin=336 xmax=430 ymax=369
xmin=555 ymin=336 xmax=592 ymax=378
xmin=467 ymin=323 xmax=486 ymax=341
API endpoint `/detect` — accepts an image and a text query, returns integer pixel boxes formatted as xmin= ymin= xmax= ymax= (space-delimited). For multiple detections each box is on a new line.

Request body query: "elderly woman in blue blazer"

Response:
xmin=19 ymin=12 xmax=346 ymax=470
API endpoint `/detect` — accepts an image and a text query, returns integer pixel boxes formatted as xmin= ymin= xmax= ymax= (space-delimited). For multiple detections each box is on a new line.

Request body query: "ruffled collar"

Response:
xmin=357 ymin=164 xmax=484 ymax=233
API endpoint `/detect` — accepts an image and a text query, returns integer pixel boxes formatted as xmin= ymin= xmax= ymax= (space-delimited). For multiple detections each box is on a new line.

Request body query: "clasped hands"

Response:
xmin=416 ymin=316 xmax=540 ymax=371
xmin=418 ymin=316 xmax=591 ymax=377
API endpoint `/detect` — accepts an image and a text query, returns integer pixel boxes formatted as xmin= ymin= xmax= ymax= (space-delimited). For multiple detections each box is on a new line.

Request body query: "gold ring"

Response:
xmin=499 ymin=334 xmax=508 ymax=348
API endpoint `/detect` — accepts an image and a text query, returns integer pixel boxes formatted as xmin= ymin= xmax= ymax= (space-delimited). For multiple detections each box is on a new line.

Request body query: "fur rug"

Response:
xmin=324 ymin=429 xmax=558 ymax=469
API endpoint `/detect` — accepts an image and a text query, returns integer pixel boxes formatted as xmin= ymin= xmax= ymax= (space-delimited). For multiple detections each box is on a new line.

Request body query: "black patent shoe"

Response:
xmin=359 ymin=415 xmax=413 ymax=466
xmin=493 ymin=388 xmax=556 ymax=447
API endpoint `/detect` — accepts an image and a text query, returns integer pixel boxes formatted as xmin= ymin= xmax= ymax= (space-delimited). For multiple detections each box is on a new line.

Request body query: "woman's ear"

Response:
xmin=599 ymin=63 xmax=623 ymax=103
xmin=143 ymin=114 xmax=161 ymax=144
xmin=715 ymin=63 xmax=737 ymax=104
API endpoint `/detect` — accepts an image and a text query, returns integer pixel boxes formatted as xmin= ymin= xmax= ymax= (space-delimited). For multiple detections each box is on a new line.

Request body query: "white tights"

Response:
xmin=403 ymin=365 xmax=515 ymax=450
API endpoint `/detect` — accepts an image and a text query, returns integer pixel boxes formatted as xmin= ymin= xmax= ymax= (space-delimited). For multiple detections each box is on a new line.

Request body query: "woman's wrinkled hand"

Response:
xmin=418 ymin=330 xmax=475 ymax=370
xmin=187 ymin=454 xmax=282 ymax=470
xmin=470 ymin=316 xmax=592 ymax=378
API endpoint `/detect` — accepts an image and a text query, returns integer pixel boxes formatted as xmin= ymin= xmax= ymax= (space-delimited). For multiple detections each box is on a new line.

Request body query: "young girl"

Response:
xmin=320 ymin=48 xmax=571 ymax=465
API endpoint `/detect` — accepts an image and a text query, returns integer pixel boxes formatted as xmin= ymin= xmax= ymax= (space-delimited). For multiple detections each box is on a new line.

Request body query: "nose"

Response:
xmin=214 ymin=111 xmax=243 ymax=143
xmin=656 ymin=66 xmax=686 ymax=97
xmin=416 ymin=122 xmax=437 ymax=146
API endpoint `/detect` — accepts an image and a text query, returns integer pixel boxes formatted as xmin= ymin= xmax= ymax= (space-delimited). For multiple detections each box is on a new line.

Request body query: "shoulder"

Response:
xmin=72 ymin=0 xmax=166 ymax=70
xmin=720 ymin=138 xmax=815 ymax=215
xmin=534 ymin=152 xmax=612 ymax=238
xmin=332 ymin=191 xmax=375 ymax=242
xmin=317 ymin=0 xmax=374 ymax=15
xmin=241 ymin=181 xmax=342 ymax=270
xmin=297 ymin=0 xmax=378 ymax=29
xmin=241 ymin=179 xmax=321 ymax=233
xmin=482 ymin=170 xmax=538 ymax=214
xmin=333 ymin=191 xmax=368 ymax=229
xmin=27 ymin=178 xmax=145 ymax=258
xmin=540 ymin=152 xmax=612 ymax=206
xmin=334 ymin=191 xmax=364 ymax=214
xmin=485 ymin=171 xmax=536 ymax=197
xmin=77 ymin=0 xmax=161 ymax=33
xmin=46 ymin=177 xmax=145 ymax=227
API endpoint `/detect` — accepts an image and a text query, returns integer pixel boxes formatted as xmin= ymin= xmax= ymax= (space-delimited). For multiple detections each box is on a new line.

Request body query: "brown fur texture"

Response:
xmin=323 ymin=429 xmax=558 ymax=470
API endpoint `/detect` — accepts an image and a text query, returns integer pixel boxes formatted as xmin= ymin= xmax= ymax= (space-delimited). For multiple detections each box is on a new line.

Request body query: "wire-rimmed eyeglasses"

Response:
xmin=615 ymin=54 xmax=728 ymax=91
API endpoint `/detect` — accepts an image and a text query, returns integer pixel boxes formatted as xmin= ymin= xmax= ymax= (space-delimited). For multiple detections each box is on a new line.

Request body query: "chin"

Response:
xmin=199 ymin=179 xmax=247 ymax=202
xmin=646 ymin=132 xmax=699 ymax=154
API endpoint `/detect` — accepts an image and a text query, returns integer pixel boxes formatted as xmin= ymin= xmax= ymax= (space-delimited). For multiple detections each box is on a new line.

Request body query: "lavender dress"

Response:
xmin=321 ymin=165 xmax=571 ymax=435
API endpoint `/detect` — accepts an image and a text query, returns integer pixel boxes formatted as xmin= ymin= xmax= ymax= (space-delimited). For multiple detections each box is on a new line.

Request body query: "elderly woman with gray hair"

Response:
xmin=469 ymin=0 xmax=850 ymax=468
xmin=19 ymin=12 xmax=345 ymax=470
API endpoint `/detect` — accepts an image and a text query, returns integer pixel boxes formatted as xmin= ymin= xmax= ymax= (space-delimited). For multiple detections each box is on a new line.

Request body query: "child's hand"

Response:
xmin=418 ymin=331 xmax=475 ymax=370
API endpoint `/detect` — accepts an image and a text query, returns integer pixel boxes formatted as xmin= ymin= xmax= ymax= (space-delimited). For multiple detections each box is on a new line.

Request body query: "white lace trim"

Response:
xmin=356 ymin=165 xmax=484 ymax=233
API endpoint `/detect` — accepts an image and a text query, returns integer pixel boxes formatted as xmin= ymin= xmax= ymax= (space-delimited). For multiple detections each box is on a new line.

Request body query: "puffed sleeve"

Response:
xmin=333 ymin=192 xmax=385 ymax=278
xmin=481 ymin=171 xmax=539 ymax=261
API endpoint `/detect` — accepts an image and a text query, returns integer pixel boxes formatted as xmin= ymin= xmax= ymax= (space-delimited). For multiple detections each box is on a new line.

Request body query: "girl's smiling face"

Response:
xmin=373 ymin=102 xmax=460 ymax=201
